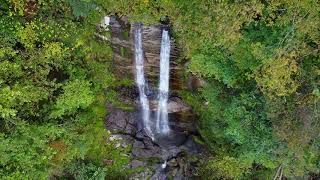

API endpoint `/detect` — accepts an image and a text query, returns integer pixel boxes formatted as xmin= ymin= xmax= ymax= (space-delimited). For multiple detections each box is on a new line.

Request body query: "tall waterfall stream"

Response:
xmin=156 ymin=30 xmax=171 ymax=134
xmin=134 ymin=27 xmax=154 ymax=139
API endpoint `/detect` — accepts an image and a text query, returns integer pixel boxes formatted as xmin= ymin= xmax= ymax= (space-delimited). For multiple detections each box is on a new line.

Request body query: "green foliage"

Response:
xmin=189 ymin=44 xmax=241 ymax=87
xmin=8 ymin=0 xmax=26 ymax=16
xmin=0 ymin=0 xmax=130 ymax=179
xmin=210 ymin=156 xmax=250 ymax=179
xmin=16 ymin=22 xmax=38 ymax=49
xmin=0 ymin=61 xmax=22 ymax=80
xmin=50 ymin=79 xmax=94 ymax=119
xmin=65 ymin=161 xmax=108 ymax=180
xmin=255 ymin=50 xmax=300 ymax=96
xmin=0 ymin=122 xmax=63 ymax=179
xmin=67 ymin=0 xmax=96 ymax=18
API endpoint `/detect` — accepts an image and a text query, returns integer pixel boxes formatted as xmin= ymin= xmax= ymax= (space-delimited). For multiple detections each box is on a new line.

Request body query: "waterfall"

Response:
xmin=156 ymin=30 xmax=171 ymax=134
xmin=134 ymin=27 xmax=171 ymax=138
xmin=134 ymin=26 xmax=153 ymax=139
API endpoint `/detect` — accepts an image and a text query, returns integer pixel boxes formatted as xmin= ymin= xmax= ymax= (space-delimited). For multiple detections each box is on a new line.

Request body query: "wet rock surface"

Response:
xmin=105 ymin=106 xmax=203 ymax=179
xmin=149 ymin=97 xmax=191 ymax=113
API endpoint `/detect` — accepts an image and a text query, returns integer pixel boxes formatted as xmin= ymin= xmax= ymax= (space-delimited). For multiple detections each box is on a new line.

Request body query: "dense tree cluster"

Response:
xmin=0 ymin=0 xmax=131 ymax=179
xmin=0 ymin=0 xmax=319 ymax=179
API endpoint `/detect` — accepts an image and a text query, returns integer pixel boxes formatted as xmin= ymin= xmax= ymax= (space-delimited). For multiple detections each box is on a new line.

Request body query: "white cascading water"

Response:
xmin=134 ymin=26 xmax=153 ymax=139
xmin=156 ymin=30 xmax=171 ymax=134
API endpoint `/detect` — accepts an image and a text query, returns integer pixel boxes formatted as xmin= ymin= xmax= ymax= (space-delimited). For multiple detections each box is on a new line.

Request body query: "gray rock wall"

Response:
xmin=108 ymin=16 xmax=183 ymax=93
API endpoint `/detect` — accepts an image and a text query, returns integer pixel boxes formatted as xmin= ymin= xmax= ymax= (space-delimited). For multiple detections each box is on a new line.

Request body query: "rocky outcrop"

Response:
xmin=105 ymin=106 xmax=202 ymax=179
xmin=149 ymin=97 xmax=191 ymax=113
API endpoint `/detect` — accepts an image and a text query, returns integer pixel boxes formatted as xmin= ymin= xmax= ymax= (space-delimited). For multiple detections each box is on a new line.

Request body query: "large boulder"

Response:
xmin=105 ymin=108 xmax=138 ymax=135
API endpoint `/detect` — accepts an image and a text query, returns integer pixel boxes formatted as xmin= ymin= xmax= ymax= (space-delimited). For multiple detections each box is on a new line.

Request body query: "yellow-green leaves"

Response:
xmin=16 ymin=22 xmax=38 ymax=49
xmin=0 ymin=60 xmax=22 ymax=80
xmin=42 ymin=42 xmax=68 ymax=67
xmin=9 ymin=0 xmax=26 ymax=16
xmin=0 ymin=47 xmax=17 ymax=58
xmin=208 ymin=156 xmax=250 ymax=179
xmin=44 ymin=42 xmax=66 ymax=59
xmin=255 ymin=50 xmax=299 ymax=96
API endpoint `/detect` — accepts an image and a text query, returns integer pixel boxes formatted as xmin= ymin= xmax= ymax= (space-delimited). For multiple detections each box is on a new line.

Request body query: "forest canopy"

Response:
xmin=0 ymin=0 xmax=319 ymax=179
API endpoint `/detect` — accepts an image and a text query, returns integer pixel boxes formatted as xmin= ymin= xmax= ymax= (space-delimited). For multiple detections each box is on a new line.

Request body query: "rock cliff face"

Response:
xmin=105 ymin=16 xmax=197 ymax=134
xmin=102 ymin=16 xmax=203 ymax=179
xmin=108 ymin=16 xmax=183 ymax=93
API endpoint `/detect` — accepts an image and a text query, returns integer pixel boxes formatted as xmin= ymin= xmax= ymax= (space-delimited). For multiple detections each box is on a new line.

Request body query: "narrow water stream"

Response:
xmin=134 ymin=26 xmax=153 ymax=139
xmin=156 ymin=30 xmax=171 ymax=134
